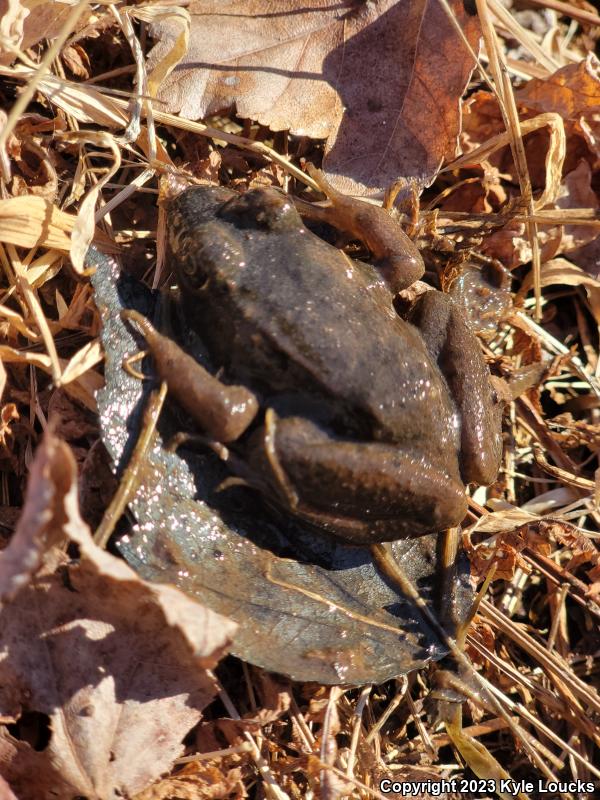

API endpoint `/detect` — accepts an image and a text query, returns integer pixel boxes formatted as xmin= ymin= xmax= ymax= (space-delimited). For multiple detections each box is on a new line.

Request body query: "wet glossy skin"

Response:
xmin=135 ymin=183 xmax=503 ymax=545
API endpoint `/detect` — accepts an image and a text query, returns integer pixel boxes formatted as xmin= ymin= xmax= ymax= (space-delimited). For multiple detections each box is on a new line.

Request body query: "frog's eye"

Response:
xmin=172 ymin=221 xmax=245 ymax=288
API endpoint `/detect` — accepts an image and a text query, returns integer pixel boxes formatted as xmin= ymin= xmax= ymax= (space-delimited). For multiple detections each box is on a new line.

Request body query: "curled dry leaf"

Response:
xmin=555 ymin=159 xmax=599 ymax=252
xmin=0 ymin=431 xmax=237 ymax=800
xmin=517 ymin=53 xmax=600 ymax=160
xmin=133 ymin=760 xmax=246 ymax=800
xmin=0 ymin=0 xmax=87 ymax=66
xmin=465 ymin=525 xmax=550 ymax=584
xmin=251 ymin=670 xmax=291 ymax=725
xmin=0 ymin=0 xmax=29 ymax=64
xmin=147 ymin=0 xmax=481 ymax=193
xmin=540 ymin=519 xmax=600 ymax=580
xmin=527 ymin=258 xmax=600 ymax=328
xmin=0 ymin=428 xmax=67 ymax=600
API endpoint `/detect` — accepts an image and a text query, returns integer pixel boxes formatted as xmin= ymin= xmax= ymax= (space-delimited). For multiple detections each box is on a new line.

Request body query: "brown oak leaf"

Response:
xmin=0 ymin=431 xmax=237 ymax=800
xmin=147 ymin=0 xmax=481 ymax=194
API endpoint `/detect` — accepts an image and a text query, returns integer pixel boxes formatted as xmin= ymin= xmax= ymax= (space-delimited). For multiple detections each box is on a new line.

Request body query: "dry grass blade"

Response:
xmin=4 ymin=244 xmax=62 ymax=384
xmin=488 ymin=0 xmax=558 ymax=74
xmin=0 ymin=196 xmax=74 ymax=252
xmin=524 ymin=0 xmax=600 ymax=27
xmin=477 ymin=0 xmax=542 ymax=317
xmin=481 ymin=600 xmax=600 ymax=715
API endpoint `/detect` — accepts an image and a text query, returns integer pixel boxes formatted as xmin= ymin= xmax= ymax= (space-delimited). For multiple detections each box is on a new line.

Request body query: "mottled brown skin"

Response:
xmin=137 ymin=183 xmax=503 ymax=545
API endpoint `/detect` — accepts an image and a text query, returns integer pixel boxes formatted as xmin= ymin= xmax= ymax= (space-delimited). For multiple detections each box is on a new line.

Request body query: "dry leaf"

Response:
xmin=556 ymin=159 xmax=599 ymax=252
xmin=0 ymin=431 xmax=237 ymax=800
xmin=250 ymin=670 xmax=291 ymax=725
xmin=528 ymin=258 xmax=600 ymax=327
xmin=134 ymin=761 xmax=246 ymax=800
xmin=0 ymin=427 xmax=67 ymax=599
xmin=568 ymin=232 xmax=600 ymax=280
xmin=0 ymin=774 xmax=18 ymax=800
xmin=465 ymin=619 xmax=496 ymax=668
xmin=517 ymin=52 xmax=600 ymax=160
xmin=468 ymin=539 xmax=529 ymax=583
xmin=62 ymin=42 xmax=90 ymax=79
xmin=147 ymin=0 xmax=480 ymax=193
xmin=0 ymin=0 xmax=28 ymax=64
xmin=0 ymin=0 xmax=87 ymax=66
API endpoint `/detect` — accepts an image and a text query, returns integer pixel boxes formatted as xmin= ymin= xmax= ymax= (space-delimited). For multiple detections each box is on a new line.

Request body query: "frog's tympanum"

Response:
xmin=126 ymin=181 xmax=503 ymax=545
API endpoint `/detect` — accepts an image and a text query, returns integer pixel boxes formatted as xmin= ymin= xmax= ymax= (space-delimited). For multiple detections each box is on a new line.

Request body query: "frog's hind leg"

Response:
xmin=245 ymin=411 xmax=467 ymax=545
xmin=408 ymin=290 xmax=503 ymax=486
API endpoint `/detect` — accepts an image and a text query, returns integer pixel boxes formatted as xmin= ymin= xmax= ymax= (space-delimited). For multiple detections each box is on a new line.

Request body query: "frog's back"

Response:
xmin=210 ymin=238 xmax=454 ymax=448
xmin=170 ymin=186 xmax=457 ymax=449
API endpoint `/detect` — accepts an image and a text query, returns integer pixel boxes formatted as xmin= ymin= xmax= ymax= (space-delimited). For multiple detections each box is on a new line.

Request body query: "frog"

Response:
xmin=122 ymin=173 xmax=503 ymax=546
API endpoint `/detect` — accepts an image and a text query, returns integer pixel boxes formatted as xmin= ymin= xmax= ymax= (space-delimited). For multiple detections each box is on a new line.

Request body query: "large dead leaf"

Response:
xmin=147 ymin=0 xmax=481 ymax=193
xmin=0 ymin=431 xmax=236 ymax=800
xmin=90 ymin=248 xmax=471 ymax=686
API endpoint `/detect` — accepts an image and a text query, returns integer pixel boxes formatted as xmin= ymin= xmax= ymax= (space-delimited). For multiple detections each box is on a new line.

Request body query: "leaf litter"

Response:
xmin=146 ymin=0 xmax=482 ymax=195
xmin=0 ymin=429 xmax=236 ymax=800
xmin=0 ymin=0 xmax=600 ymax=799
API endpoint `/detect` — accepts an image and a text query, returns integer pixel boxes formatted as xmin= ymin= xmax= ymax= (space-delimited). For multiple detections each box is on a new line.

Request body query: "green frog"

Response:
xmin=123 ymin=175 xmax=503 ymax=545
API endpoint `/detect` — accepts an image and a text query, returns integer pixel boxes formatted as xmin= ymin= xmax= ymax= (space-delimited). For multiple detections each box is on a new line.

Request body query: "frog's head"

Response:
xmin=219 ymin=187 xmax=304 ymax=234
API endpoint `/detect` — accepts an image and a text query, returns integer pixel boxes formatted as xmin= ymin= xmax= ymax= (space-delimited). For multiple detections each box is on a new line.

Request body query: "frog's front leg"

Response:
xmin=304 ymin=166 xmax=424 ymax=294
xmin=121 ymin=309 xmax=259 ymax=443
xmin=408 ymin=291 xmax=504 ymax=486
xmin=247 ymin=414 xmax=468 ymax=545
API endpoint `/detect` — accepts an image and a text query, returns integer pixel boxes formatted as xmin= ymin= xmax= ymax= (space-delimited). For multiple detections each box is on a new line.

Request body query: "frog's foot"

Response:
xmin=120 ymin=309 xmax=259 ymax=443
xmin=246 ymin=413 xmax=468 ymax=545
xmin=164 ymin=431 xmax=230 ymax=462
xmin=304 ymin=164 xmax=424 ymax=294
xmin=408 ymin=291 xmax=504 ymax=486
xmin=122 ymin=349 xmax=148 ymax=381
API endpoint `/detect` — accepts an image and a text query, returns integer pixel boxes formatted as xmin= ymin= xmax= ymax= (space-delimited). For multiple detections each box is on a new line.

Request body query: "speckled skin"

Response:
xmin=164 ymin=185 xmax=502 ymax=544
